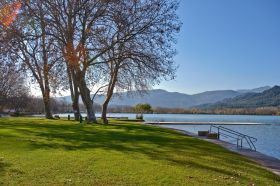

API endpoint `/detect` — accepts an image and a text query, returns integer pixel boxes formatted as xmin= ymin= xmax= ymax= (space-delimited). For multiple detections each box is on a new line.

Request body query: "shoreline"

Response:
xmin=149 ymin=124 xmax=280 ymax=176
xmin=145 ymin=121 xmax=268 ymax=125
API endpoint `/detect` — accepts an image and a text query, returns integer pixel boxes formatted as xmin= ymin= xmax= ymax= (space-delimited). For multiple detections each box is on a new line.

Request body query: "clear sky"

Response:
xmin=156 ymin=0 xmax=280 ymax=94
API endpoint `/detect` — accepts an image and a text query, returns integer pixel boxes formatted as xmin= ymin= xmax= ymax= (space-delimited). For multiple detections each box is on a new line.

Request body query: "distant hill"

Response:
xmin=201 ymin=86 xmax=280 ymax=109
xmin=237 ymin=86 xmax=271 ymax=94
xmin=57 ymin=86 xmax=271 ymax=109
xmin=96 ymin=89 xmax=193 ymax=108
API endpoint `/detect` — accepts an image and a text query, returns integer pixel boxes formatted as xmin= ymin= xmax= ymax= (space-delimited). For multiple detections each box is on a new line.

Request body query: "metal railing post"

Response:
xmin=210 ymin=125 xmax=257 ymax=151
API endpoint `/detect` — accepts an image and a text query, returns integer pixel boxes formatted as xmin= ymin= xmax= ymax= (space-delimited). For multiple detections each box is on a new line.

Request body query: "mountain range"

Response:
xmin=57 ymin=86 xmax=273 ymax=109
xmin=201 ymin=86 xmax=280 ymax=109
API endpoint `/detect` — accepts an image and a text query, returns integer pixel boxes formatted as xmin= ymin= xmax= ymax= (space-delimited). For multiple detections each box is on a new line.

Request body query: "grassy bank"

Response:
xmin=0 ymin=118 xmax=279 ymax=185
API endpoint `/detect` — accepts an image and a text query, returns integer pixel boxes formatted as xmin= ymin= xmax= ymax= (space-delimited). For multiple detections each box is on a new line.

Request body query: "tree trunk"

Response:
xmin=72 ymin=92 xmax=80 ymax=121
xmin=72 ymin=75 xmax=80 ymax=121
xmin=40 ymin=84 xmax=53 ymax=119
xmin=67 ymin=65 xmax=80 ymax=121
xmin=101 ymin=97 xmax=110 ymax=124
xmin=43 ymin=78 xmax=53 ymax=119
xmin=78 ymin=75 xmax=97 ymax=123
xmin=101 ymin=67 xmax=118 ymax=124
xmin=41 ymin=14 xmax=53 ymax=120
xmin=102 ymin=89 xmax=114 ymax=124
xmin=43 ymin=95 xmax=53 ymax=119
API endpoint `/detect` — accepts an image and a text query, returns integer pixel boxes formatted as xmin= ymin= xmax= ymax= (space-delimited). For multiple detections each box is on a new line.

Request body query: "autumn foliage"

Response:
xmin=0 ymin=1 xmax=21 ymax=27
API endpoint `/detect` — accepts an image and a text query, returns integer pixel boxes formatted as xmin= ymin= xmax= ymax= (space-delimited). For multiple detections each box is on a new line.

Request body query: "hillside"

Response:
xmin=57 ymin=86 xmax=271 ymax=109
xmin=237 ymin=86 xmax=271 ymax=94
xmin=58 ymin=89 xmax=243 ymax=108
xmin=202 ymin=86 xmax=280 ymax=109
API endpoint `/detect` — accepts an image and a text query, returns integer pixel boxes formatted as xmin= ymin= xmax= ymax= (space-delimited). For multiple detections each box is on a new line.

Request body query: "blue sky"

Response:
xmin=156 ymin=0 xmax=280 ymax=94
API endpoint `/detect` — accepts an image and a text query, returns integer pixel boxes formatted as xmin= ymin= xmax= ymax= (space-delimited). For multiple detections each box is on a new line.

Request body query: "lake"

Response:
xmin=56 ymin=113 xmax=280 ymax=123
xmin=57 ymin=113 xmax=280 ymax=160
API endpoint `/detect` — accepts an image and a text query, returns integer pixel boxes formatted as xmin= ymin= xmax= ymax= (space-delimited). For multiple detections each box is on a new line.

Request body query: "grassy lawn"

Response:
xmin=0 ymin=118 xmax=279 ymax=185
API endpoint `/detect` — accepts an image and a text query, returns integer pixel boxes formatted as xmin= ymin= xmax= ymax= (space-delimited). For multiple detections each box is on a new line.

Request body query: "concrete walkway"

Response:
xmin=170 ymin=128 xmax=280 ymax=176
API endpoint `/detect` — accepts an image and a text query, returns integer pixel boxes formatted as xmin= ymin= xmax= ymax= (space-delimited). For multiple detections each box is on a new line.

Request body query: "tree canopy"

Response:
xmin=134 ymin=103 xmax=153 ymax=114
xmin=0 ymin=0 xmax=181 ymax=122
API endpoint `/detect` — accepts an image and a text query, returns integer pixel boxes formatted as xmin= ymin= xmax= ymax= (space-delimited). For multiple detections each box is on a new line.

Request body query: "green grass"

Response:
xmin=0 ymin=118 xmax=279 ymax=185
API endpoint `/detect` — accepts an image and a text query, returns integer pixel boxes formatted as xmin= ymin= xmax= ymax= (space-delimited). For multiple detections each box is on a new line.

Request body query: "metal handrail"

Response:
xmin=210 ymin=125 xmax=257 ymax=151
xmin=214 ymin=126 xmax=257 ymax=142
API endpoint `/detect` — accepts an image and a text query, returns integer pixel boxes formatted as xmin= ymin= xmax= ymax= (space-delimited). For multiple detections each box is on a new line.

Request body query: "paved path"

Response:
xmin=164 ymin=127 xmax=280 ymax=176
xmin=201 ymin=136 xmax=280 ymax=176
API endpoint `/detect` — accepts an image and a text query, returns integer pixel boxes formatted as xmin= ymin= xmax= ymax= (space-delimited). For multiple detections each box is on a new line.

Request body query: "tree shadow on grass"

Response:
xmin=0 ymin=120 xmax=280 ymax=182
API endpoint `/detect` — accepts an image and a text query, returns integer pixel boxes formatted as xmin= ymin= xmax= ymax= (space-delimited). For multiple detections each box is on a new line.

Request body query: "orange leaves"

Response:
xmin=63 ymin=41 xmax=89 ymax=66
xmin=63 ymin=42 xmax=78 ymax=66
xmin=0 ymin=1 xmax=21 ymax=27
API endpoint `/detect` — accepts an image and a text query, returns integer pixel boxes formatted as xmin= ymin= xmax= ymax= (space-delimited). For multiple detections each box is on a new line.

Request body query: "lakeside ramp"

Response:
xmin=145 ymin=121 xmax=267 ymax=125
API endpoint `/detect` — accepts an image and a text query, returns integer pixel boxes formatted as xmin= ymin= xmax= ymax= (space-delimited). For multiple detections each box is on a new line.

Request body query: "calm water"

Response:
xmin=163 ymin=124 xmax=280 ymax=160
xmin=56 ymin=113 xmax=280 ymax=124
xmin=56 ymin=113 xmax=280 ymax=160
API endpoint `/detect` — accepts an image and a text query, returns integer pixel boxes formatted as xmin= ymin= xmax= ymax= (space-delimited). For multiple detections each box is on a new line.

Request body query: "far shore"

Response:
xmin=145 ymin=121 xmax=268 ymax=125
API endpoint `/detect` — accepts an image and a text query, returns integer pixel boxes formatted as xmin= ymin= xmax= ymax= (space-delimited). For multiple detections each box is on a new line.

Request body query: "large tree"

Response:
xmin=42 ymin=0 xmax=112 ymax=122
xmin=1 ymin=0 xmax=181 ymax=122
xmin=0 ymin=1 xmax=28 ymax=112
xmin=1 ymin=0 xmax=63 ymax=119
xmin=44 ymin=0 xmax=180 ymax=123
xmin=97 ymin=0 xmax=180 ymax=123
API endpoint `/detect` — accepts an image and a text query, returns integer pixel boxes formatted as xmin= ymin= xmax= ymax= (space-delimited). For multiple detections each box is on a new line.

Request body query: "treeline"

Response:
xmin=0 ymin=96 xmax=105 ymax=115
xmin=1 ymin=96 xmax=75 ymax=115
xmin=106 ymin=106 xmax=280 ymax=116
xmin=0 ymin=0 xmax=180 ymax=123
xmin=155 ymin=107 xmax=280 ymax=115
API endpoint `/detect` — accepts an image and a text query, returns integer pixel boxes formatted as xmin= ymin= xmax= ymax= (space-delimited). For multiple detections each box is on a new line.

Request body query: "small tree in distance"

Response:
xmin=134 ymin=103 xmax=153 ymax=120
